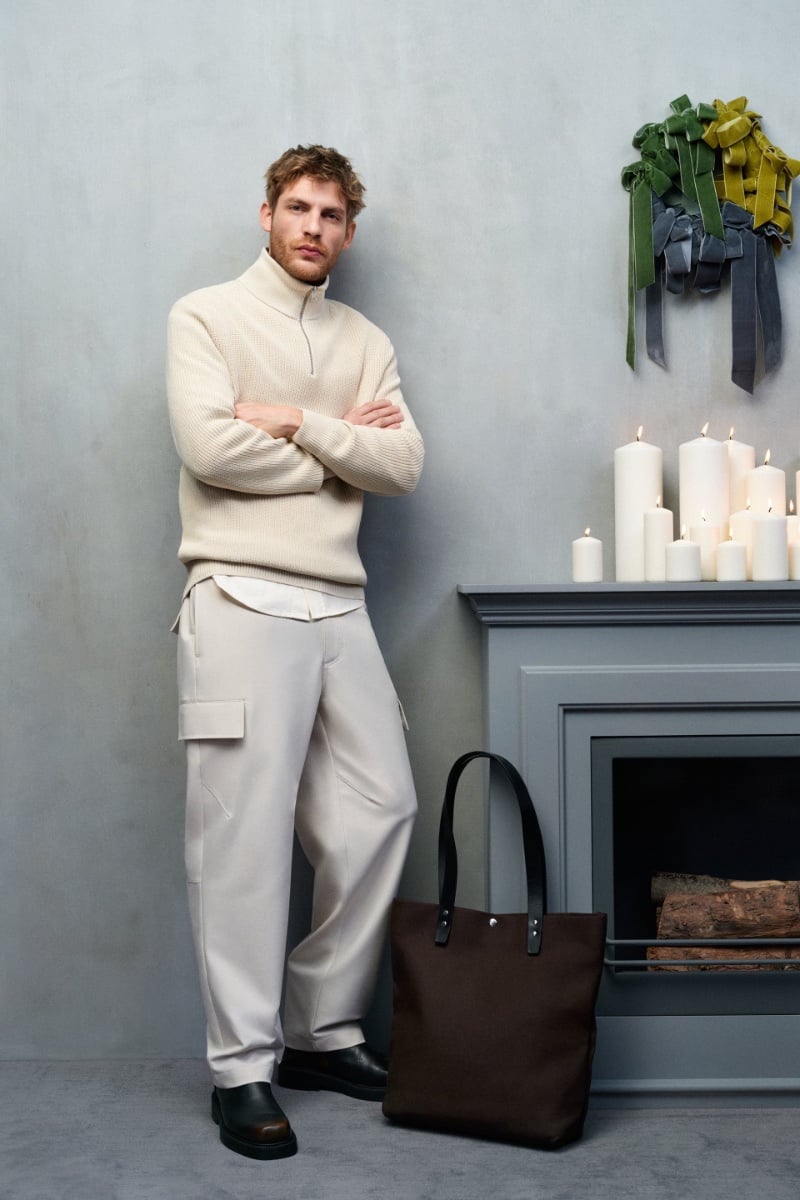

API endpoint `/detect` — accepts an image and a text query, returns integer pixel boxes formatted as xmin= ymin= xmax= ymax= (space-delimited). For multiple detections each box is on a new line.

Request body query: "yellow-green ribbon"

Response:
xmin=705 ymin=96 xmax=800 ymax=240
xmin=751 ymin=126 xmax=800 ymax=234
xmin=703 ymin=96 xmax=760 ymax=208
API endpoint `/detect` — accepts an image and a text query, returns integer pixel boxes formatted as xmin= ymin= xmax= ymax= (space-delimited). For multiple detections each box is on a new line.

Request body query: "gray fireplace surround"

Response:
xmin=459 ymin=582 xmax=800 ymax=1104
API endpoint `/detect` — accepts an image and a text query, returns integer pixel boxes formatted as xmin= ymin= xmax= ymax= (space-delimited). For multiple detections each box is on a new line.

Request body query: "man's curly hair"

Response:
xmin=265 ymin=145 xmax=366 ymax=222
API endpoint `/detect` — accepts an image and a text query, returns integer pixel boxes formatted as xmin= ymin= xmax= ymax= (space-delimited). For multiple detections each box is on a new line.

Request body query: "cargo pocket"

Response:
xmin=179 ymin=699 xmax=245 ymax=741
xmin=180 ymin=699 xmax=245 ymax=883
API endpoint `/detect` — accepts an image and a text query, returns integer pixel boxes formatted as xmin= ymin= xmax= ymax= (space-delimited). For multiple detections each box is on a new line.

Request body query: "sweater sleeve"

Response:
xmin=293 ymin=342 xmax=424 ymax=497
xmin=166 ymin=301 xmax=326 ymax=496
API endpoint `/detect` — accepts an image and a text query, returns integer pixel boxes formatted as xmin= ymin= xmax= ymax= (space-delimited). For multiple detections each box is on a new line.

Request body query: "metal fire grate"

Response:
xmin=605 ymin=937 xmax=800 ymax=970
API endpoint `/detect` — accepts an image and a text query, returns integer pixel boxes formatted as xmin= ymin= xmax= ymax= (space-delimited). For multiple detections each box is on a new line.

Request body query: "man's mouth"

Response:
xmin=297 ymin=245 xmax=323 ymax=258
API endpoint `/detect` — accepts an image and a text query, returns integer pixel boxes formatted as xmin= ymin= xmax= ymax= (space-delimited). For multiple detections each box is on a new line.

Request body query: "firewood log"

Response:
xmin=656 ymin=883 xmax=800 ymax=940
xmin=650 ymin=872 xmax=787 ymax=905
xmin=647 ymin=945 xmax=800 ymax=971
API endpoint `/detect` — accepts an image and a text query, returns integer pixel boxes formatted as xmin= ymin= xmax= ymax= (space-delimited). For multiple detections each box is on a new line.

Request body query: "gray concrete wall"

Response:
xmin=4 ymin=0 xmax=800 ymax=1058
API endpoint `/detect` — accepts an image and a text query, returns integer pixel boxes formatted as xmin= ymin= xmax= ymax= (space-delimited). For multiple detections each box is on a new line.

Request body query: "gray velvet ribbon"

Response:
xmin=725 ymin=204 xmax=758 ymax=393
xmin=646 ymin=197 xmax=783 ymax=392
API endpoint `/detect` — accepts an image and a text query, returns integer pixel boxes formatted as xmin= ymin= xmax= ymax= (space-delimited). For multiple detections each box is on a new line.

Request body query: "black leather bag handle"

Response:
xmin=434 ymin=751 xmax=547 ymax=955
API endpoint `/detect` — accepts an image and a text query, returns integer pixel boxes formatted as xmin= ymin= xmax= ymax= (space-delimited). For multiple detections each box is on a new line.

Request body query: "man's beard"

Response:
xmin=269 ymin=236 xmax=329 ymax=284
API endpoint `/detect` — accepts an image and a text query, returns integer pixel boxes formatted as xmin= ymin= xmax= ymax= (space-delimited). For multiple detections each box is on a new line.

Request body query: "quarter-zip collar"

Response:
xmin=238 ymin=248 xmax=329 ymax=321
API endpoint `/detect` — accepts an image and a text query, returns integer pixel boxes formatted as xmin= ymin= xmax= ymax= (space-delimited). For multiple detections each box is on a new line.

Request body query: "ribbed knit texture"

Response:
xmin=167 ymin=250 xmax=424 ymax=597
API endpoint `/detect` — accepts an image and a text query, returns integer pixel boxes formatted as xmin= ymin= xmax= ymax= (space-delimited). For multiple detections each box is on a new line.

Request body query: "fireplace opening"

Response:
xmin=591 ymin=735 xmax=800 ymax=1016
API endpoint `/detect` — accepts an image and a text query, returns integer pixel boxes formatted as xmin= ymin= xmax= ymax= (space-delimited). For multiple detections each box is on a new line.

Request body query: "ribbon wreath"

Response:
xmin=622 ymin=94 xmax=798 ymax=392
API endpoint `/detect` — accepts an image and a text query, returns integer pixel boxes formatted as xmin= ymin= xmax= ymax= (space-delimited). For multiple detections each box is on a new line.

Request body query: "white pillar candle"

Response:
xmin=746 ymin=450 xmax=786 ymax=515
xmin=729 ymin=507 xmax=755 ymax=579
xmin=665 ymin=528 xmax=702 ymax=582
xmin=572 ymin=529 xmax=603 ymax=582
xmin=643 ymin=497 xmax=673 ymax=582
xmin=614 ymin=428 xmax=663 ymax=582
xmin=716 ymin=536 xmax=747 ymax=581
xmin=789 ymin=541 xmax=800 ymax=581
xmin=689 ymin=516 xmax=721 ymax=581
xmin=679 ymin=424 xmax=730 ymax=533
xmin=726 ymin=428 xmax=755 ymax=515
xmin=751 ymin=513 xmax=789 ymax=580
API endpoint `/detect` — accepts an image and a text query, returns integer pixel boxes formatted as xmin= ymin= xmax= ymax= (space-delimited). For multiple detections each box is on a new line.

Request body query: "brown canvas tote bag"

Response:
xmin=383 ymin=751 xmax=607 ymax=1148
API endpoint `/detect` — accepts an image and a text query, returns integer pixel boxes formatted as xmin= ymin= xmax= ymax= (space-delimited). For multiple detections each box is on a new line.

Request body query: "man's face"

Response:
xmin=260 ymin=175 xmax=355 ymax=284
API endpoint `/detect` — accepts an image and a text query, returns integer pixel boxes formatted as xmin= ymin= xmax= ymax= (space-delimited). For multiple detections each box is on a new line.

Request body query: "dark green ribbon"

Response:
xmin=664 ymin=95 xmax=723 ymax=239
xmin=622 ymin=132 xmax=680 ymax=366
xmin=621 ymin=154 xmax=678 ymax=289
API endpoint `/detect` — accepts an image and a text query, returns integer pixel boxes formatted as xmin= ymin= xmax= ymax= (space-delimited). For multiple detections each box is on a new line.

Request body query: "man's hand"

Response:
xmin=234 ymin=403 xmax=303 ymax=439
xmin=343 ymin=399 xmax=404 ymax=429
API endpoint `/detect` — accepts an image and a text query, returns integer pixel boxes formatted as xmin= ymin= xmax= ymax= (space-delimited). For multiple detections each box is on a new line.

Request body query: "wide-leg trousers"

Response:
xmin=176 ymin=579 xmax=417 ymax=1088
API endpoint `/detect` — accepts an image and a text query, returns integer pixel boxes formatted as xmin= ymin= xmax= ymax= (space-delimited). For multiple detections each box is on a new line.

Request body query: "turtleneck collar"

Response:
xmin=238 ymin=248 xmax=330 ymax=320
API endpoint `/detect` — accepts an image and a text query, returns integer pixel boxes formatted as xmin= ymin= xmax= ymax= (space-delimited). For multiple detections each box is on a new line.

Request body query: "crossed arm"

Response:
xmin=168 ymin=300 xmax=422 ymax=496
xmin=228 ymin=394 xmax=420 ymax=495
xmin=233 ymin=398 xmax=404 ymax=438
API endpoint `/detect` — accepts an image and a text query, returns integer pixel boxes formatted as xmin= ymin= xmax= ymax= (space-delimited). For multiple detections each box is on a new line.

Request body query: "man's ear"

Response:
xmin=343 ymin=221 xmax=356 ymax=250
xmin=259 ymin=202 xmax=272 ymax=234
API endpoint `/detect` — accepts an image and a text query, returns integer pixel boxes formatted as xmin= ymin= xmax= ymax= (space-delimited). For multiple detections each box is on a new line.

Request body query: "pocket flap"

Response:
xmin=179 ymin=699 xmax=245 ymax=740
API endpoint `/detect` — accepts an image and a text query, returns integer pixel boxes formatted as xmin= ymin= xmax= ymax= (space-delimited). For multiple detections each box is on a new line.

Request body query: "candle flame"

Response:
xmin=636 ymin=425 xmax=643 ymax=442
xmin=680 ymin=524 xmax=687 ymax=540
xmin=656 ymin=495 xmax=662 ymax=508
xmin=584 ymin=528 xmax=591 ymax=538
xmin=746 ymin=499 xmax=752 ymax=511
xmin=701 ymin=510 xmax=707 ymax=522
xmin=729 ymin=427 xmax=735 ymax=440
xmin=792 ymin=500 xmax=796 ymax=516
xmin=768 ymin=500 xmax=773 ymax=513
xmin=701 ymin=422 xmax=709 ymax=437
xmin=764 ymin=449 xmax=771 ymax=465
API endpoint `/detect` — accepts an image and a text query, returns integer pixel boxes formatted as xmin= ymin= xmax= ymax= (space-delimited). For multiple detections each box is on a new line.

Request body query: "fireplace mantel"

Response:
xmin=460 ymin=581 xmax=800 ymax=626
xmin=460 ymin=582 xmax=800 ymax=1103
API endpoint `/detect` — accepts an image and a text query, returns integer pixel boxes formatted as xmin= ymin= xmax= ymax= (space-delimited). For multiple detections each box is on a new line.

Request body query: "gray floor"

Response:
xmin=2 ymin=1060 xmax=799 ymax=1200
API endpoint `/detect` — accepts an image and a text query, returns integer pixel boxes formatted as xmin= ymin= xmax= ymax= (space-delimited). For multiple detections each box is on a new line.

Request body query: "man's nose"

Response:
xmin=303 ymin=210 xmax=322 ymax=237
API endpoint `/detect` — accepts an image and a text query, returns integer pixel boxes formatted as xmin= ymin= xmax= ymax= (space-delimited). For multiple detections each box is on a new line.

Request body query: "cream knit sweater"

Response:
xmin=167 ymin=250 xmax=424 ymax=597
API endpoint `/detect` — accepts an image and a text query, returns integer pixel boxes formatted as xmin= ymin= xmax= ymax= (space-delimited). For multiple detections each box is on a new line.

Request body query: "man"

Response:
xmin=166 ymin=145 xmax=423 ymax=1160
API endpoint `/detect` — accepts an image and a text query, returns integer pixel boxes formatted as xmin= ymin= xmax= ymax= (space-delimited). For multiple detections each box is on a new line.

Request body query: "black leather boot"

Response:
xmin=278 ymin=1043 xmax=388 ymax=1101
xmin=211 ymin=1081 xmax=298 ymax=1159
